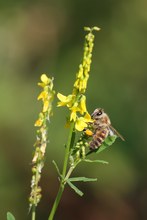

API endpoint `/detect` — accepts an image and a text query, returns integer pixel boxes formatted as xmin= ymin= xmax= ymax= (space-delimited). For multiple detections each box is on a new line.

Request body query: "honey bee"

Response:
xmin=86 ymin=108 xmax=124 ymax=150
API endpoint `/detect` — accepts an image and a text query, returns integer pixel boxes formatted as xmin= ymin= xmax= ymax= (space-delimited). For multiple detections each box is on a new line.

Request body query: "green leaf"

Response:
xmin=67 ymin=180 xmax=84 ymax=196
xmin=83 ymin=159 xmax=108 ymax=164
xmin=52 ymin=160 xmax=62 ymax=178
xmin=105 ymin=135 xmax=117 ymax=145
xmin=69 ymin=177 xmax=97 ymax=182
xmin=7 ymin=212 xmax=16 ymax=220
xmin=96 ymin=135 xmax=117 ymax=154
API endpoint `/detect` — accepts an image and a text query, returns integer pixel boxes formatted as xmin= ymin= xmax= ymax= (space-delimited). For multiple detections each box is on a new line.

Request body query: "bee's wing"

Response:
xmin=109 ymin=125 xmax=125 ymax=141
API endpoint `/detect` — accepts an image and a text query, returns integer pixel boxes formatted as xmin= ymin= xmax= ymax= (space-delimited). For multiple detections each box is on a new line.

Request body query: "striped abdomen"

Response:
xmin=89 ymin=128 xmax=109 ymax=150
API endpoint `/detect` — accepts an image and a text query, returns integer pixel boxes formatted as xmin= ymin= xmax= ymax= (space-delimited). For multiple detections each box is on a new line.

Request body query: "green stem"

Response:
xmin=31 ymin=206 xmax=36 ymax=220
xmin=62 ymin=122 xmax=75 ymax=177
xmin=64 ymin=159 xmax=80 ymax=183
xmin=48 ymin=182 xmax=64 ymax=220
xmin=64 ymin=166 xmax=75 ymax=183
xmin=48 ymin=122 xmax=75 ymax=220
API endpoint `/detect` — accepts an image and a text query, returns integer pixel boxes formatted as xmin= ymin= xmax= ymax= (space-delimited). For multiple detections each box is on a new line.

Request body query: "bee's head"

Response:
xmin=91 ymin=108 xmax=104 ymax=120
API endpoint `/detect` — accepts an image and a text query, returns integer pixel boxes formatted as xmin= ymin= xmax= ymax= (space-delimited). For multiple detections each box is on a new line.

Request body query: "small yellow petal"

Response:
xmin=38 ymin=82 xmax=46 ymax=87
xmin=43 ymin=100 xmax=49 ymax=112
xmin=41 ymin=74 xmax=50 ymax=84
xmin=70 ymin=110 xmax=77 ymax=122
xmin=37 ymin=91 xmax=48 ymax=100
xmin=57 ymin=101 xmax=66 ymax=107
xmin=57 ymin=93 xmax=67 ymax=102
xmin=79 ymin=95 xmax=87 ymax=114
xmin=84 ymin=113 xmax=93 ymax=123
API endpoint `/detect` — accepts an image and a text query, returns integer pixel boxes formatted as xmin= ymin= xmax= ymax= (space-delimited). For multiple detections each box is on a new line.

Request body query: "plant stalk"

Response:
xmin=31 ymin=206 xmax=36 ymax=220
xmin=48 ymin=122 xmax=75 ymax=220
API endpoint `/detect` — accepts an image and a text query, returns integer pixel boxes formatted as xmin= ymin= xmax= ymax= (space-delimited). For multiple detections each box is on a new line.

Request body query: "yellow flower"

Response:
xmin=70 ymin=110 xmax=77 ymax=122
xmin=77 ymin=64 xmax=83 ymax=78
xmin=38 ymin=74 xmax=51 ymax=87
xmin=34 ymin=113 xmax=44 ymax=127
xmin=74 ymin=75 xmax=89 ymax=93
xmin=70 ymin=105 xmax=80 ymax=121
xmin=57 ymin=93 xmax=74 ymax=107
xmin=34 ymin=118 xmax=43 ymax=127
xmin=75 ymin=113 xmax=93 ymax=131
xmin=74 ymin=78 xmax=83 ymax=92
xmin=75 ymin=117 xmax=87 ymax=131
xmin=79 ymin=95 xmax=87 ymax=114
xmin=43 ymin=100 xmax=49 ymax=112
xmin=41 ymin=74 xmax=50 ymax=84
xmin=84 ymin=112 xmax=94 ymax=123
xmin=37 ymin=91 xmax=48 ymax=101
xmin=69 ymin=96 xmax=87 ymax=122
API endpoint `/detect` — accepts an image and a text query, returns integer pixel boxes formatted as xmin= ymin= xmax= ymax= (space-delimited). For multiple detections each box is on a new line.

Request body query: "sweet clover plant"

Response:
xmin=7 ymin=26 xmax=119 ymax=220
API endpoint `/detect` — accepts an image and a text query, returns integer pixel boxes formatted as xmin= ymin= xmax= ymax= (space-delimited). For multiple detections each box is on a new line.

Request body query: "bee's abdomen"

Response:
xmin=89 ymin=129 xmax=109 ymax=150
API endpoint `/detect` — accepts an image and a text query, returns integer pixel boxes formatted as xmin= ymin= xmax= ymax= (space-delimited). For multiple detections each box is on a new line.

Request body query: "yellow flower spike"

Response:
xmin=30 ymin=74 xmax=55 ymax=210
xmin=57 ymin=27 xmax=99 ymax=132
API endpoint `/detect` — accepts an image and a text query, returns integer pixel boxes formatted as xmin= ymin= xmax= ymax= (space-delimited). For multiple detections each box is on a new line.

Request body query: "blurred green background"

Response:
xmin=0 ymin=0 xmax=147 ymax=219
